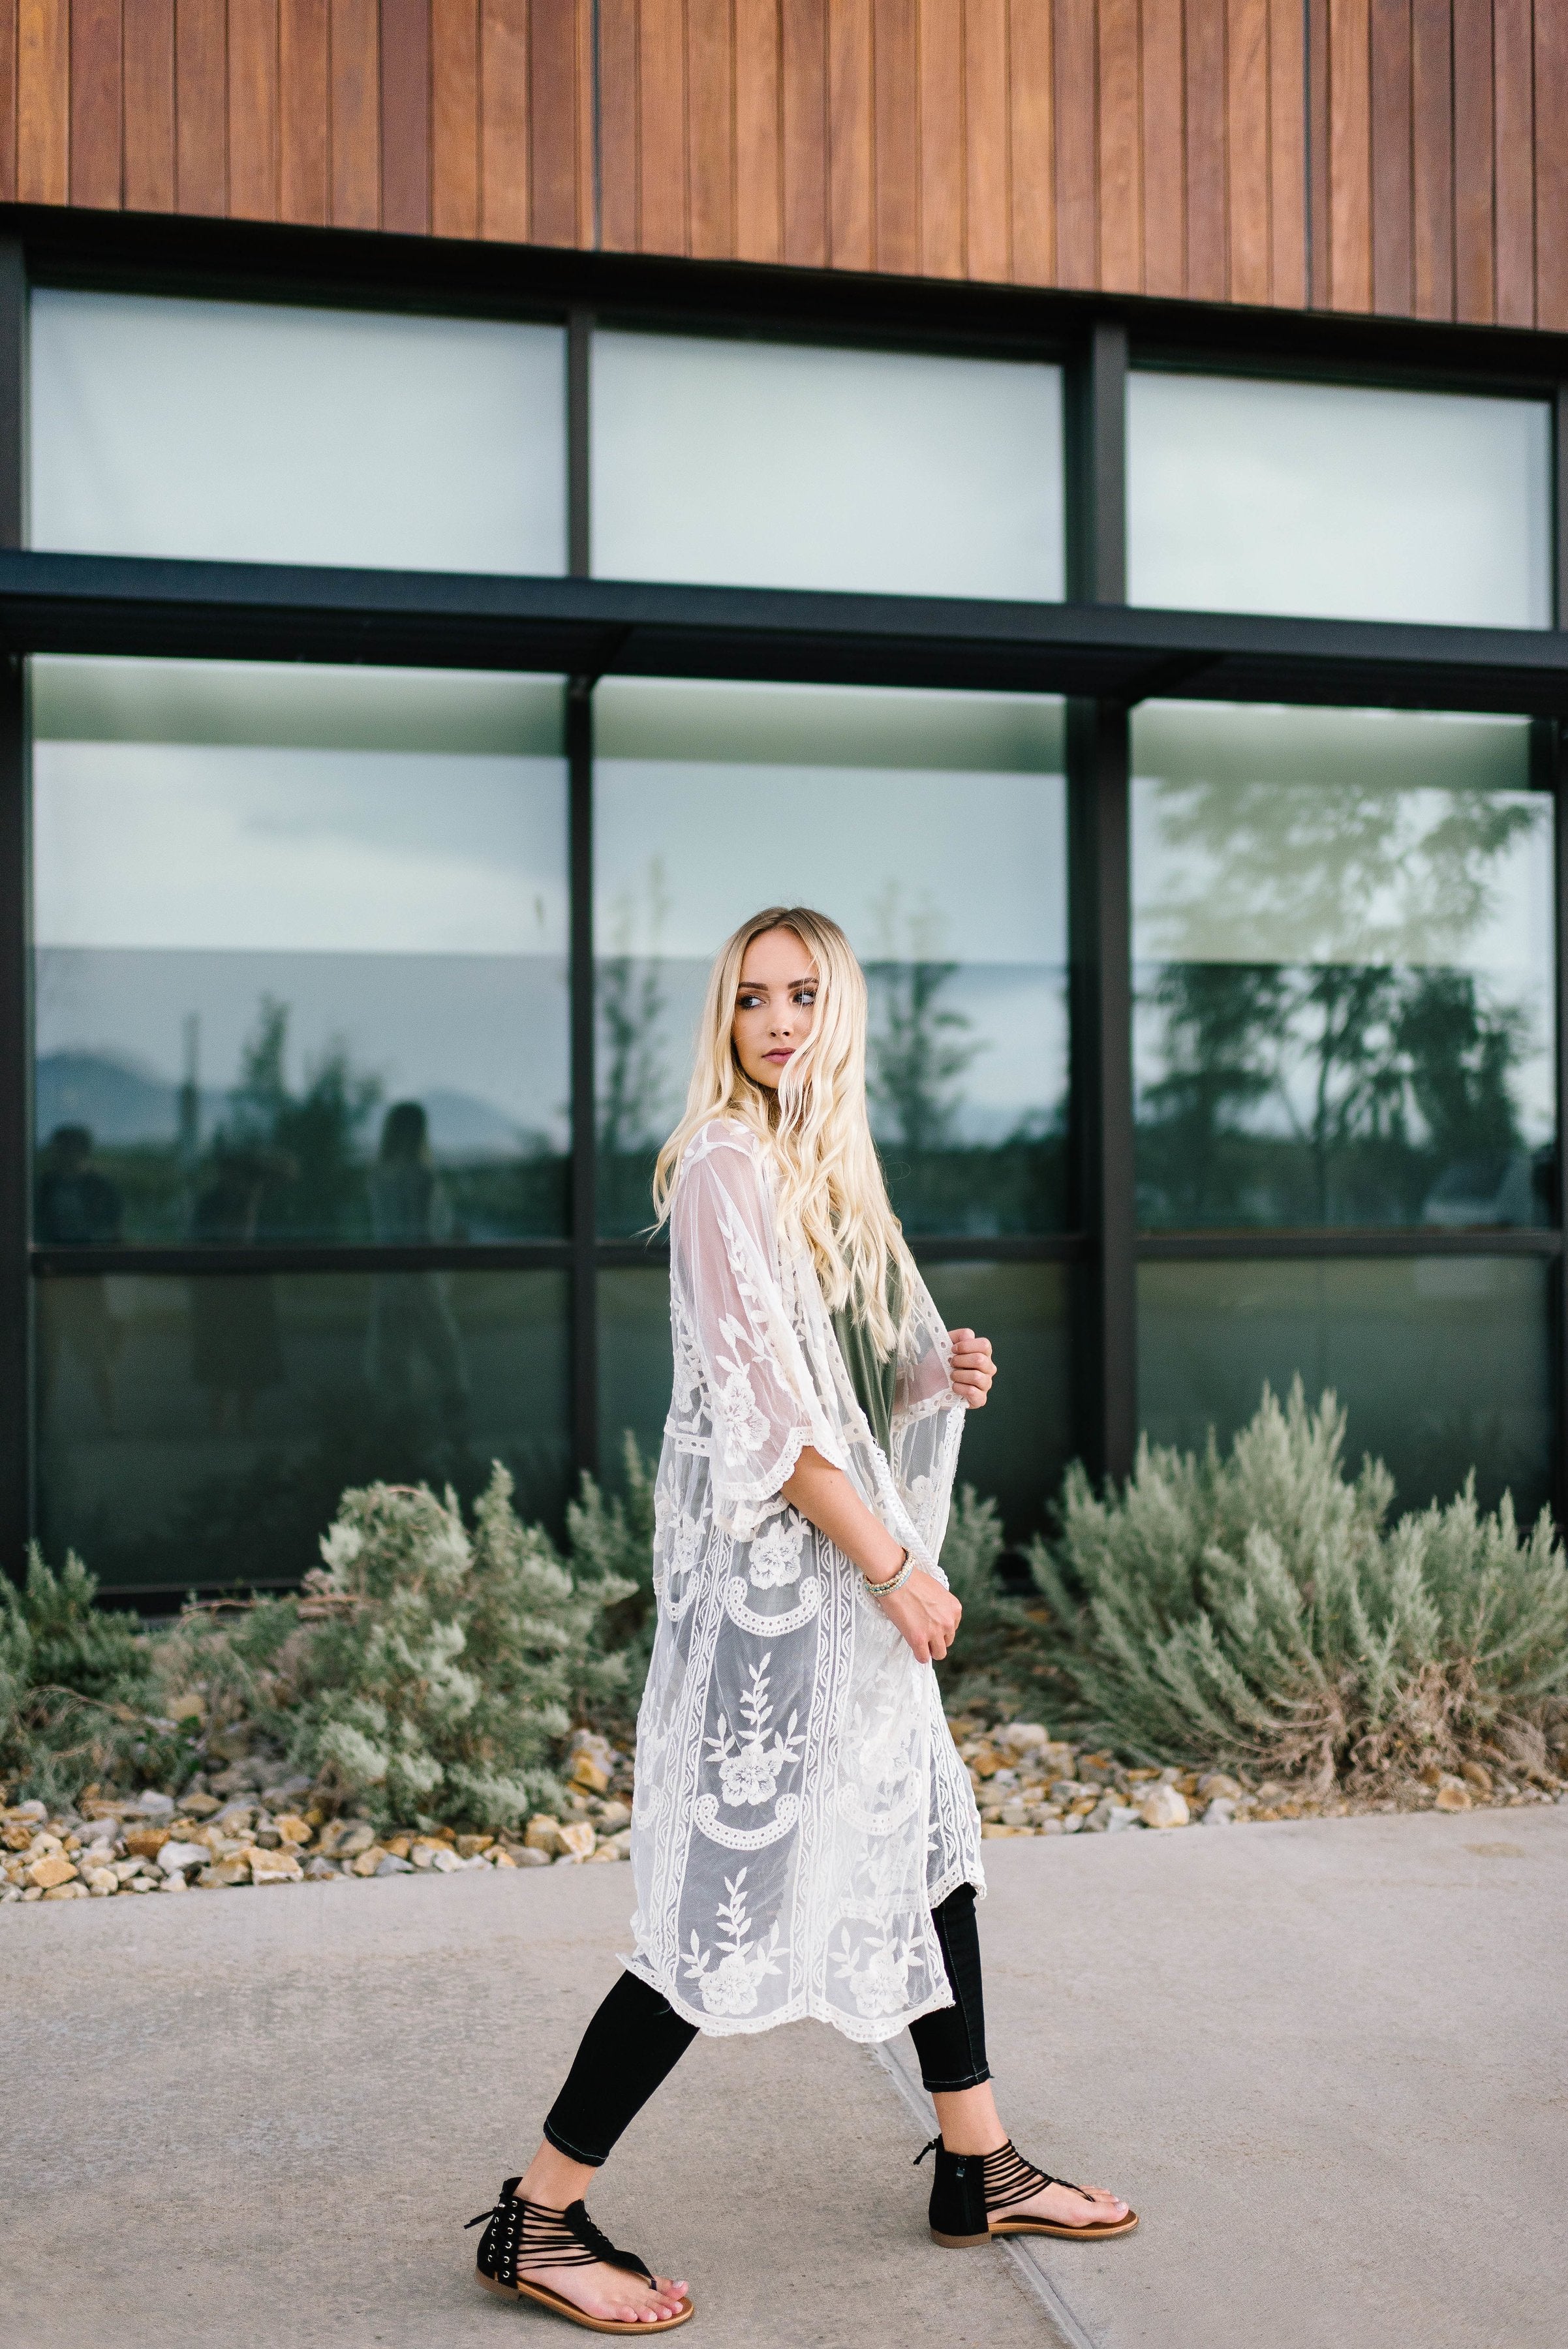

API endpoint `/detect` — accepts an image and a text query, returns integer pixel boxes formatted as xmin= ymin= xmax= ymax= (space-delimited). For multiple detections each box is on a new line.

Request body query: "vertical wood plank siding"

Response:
xmin=0 ymin=1 xmax=1562 ymax=326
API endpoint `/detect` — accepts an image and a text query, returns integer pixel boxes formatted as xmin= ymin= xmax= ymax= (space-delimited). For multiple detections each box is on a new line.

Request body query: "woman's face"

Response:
xmin=731 ymin=927 xmax=819 ymax=1092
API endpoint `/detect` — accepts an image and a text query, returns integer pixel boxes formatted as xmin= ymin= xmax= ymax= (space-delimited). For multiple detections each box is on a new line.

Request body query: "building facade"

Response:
xmin=3 ymin=3 xmax=1567 ymax=1601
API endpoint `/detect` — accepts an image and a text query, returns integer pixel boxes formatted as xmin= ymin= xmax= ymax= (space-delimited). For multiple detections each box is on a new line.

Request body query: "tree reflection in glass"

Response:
xmin=1131 ymin=703 xmax=1554 ymax=1229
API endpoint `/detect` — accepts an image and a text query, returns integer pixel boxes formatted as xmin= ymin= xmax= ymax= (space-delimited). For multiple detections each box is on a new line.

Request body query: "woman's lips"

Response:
xmin=763 ymin=1049 xmax=793 ymax=1063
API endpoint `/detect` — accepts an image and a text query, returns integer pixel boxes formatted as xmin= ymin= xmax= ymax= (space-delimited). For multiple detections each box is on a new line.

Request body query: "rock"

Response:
xmin=523 ymin=1815 xmax=566 ymax=1856
xmin=85 ymin=1867 xmax=119 ymax=1895
xmin=127 ymin=1790 xmax=176 ymax=1818
xmin=210 ymin=1762 xmax=264 ymax=1795
xmin=1460 ymin=1762 xmax=1494 ymax=1795
xmin=511 ymin=1846 xmax=551 ymax=1868
xmin=274 ymin=1815 xmax=313 ymax=1846
xmin=157 ymin=1841 xmax=211 ymax=1876
xmin=375 ymin=1854 xmax=414 ymax=1876
xmin=597 ymin=1801 xmax=633 ymax=1834
xmin=1434 ymin=1780 xmax=1472 ymax=1811
xmin=159 ymin=1873 xmax=189 ymax=1891
xmin=125 ymin=1826 xmax=172 ymax=1860
xmin=491 ymin=1849 xmax=519 ymax=1868
xmin=968 ymin=1745 xmax=1004 ymax=1779
xmin=247 ymin=1847 xmax=305 ymax=1884
xmin=260 ymin=1776 xmax=313 ymax=1808
xmin=596 ymin=1829 xmax=633 ymax=1860
xmin=429 ymin=1847 xmax=463 ymax=1873
xmin=1201 ymin=1797 xmax=1237 ymax=1826
xmin=999 ymin=1803 xmax=1030 ymax=1828
xmin=329 ymin=1822 xmax=377 ymax=1858
xmin=383 ymin=1835 xmax=414 ymax=1858
xmin=455 ymin=1835 xmax=494 ymax=1857
xmin=349 ymin=1847 xmax=388 ymax=1877
xmin=1138 ymin=1785 xmax=1191 ymax=1830
xmin=42 ymin=1880 xmax=89 ymax=1898
xmin=1197 ymin=1773 xmax=1244 ymax=1801
xmin=300 ymin=1855 xmax=338 ymax=1880
xmin=998 ymin=1723 xmax=1050 ymax=1754
xmin=181 ymin=1791 xmax=220 ymax=1817
xmin=570 ymin=1753 xmax=611 ymax=1796
xmin=198 ymin=1858 xmax=251 ymax=1888
xmin=981 ymin=1822 xmax=1024 ymax=1837
xmin=25 ymin=1852 xmax=78 ymax=1890
xmin=557 ymin=1821 xmax=596 ymax=1860
xmin=408 ymin=1841 xmax=441 ymax=1869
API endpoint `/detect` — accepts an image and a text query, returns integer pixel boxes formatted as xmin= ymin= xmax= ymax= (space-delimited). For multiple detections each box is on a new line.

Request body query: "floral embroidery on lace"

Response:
xmin=624 ymin=1118 xmax=983 ymax=2045
xmin=684 ymin=1870 xmax=786 ymax=2018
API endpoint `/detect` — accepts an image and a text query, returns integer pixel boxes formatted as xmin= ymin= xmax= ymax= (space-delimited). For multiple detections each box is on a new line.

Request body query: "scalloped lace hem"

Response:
xmin=619 ymin=1950 xmax=979 ymax=2044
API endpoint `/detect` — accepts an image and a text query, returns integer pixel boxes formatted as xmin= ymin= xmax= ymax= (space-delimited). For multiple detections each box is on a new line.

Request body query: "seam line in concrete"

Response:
xmin=869 ymin=2038 xmax=1105 ymax=2349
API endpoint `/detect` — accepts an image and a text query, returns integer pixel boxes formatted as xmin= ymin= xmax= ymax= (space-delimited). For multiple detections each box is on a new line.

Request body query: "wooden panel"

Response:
xmin=1141 ymin=0 xmax=1185 ymax=298
xmin=381 ymin=0 xmax=432 ymax=236
xmin=638 ymin=0 xmax=685 ymax=254
xmin=1409 ymin=0 xmax=1452 ymax=319
xmin=964 ymin=0 xmax=1010 ymax=281
xmin=873 ymin=0 xmax=920 ymax=273
xmin=780 ymin=0 xmax=827 ymax=266
xmin=330 ymin=0 xmax=380 ymax=230
xmin=430 ymin=0 xmax=478 ymax=236
xmin=19 ymin=0 xmax=70 ymax=206
xmin=1307 ymin=0 xmax=1330 ymax=303
xmin=530 ymin=0 xmax=578 ymax=245
xmin=1492 ymin=0 xmax=1533 ymax=328
xmin=1096 ymin=0 xmax=1141 ymax=292
xmin=598 ymin=0 xmax=639 ymax=251
xmin=279 ymin=0 xmax=328 ymax=224
xmin=0 ymin=0 xmax=17 ymax=203
xmin=1184 ymin=0 xmax=1225 ymax=300
xmin=479 ymin=0 xmax=527 ymax=239
xmin=1266 ymin=0 xmax=1305 ymax=305
xmin=687 ymin=0 xmax=735 ymax=261
xmin=1327 ymin=0 xmax=1371 ymax=312
xmin=124 ymin=0 xmax=177 ymax=213
xmin=1451 ymin=0 xmax=1493 ymax=323
xmin=1368 ymin=0 xmax=1410 ymax=315
xmin=176 ymin=0 xmax=228 ymax=215
xmin=918 ymin=0 xmax=964 ymax=279
xmin=70 ymin=0 xmax=122 ymax=209
xmin=1537 ymin=0 xmax=1568 ymax=331
xmin=734 ymin=0 xmax=782 ymax=262
xmin=1225 ymin=0 xmax=1268 ymax=305
xmin=1053 ymin=0 xmax=1097 ymax=288
xmin=228 ymin=0 xmax=279 ymax=223
xmin=828 ymin=0 xmax=872 ymax=269
xmin=1007 ymin=0 xmax=1052 ymax=285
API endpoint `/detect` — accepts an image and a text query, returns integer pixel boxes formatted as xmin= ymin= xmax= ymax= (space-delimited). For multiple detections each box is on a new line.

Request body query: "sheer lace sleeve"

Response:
xmin=669 ymin=1126 xmax=846 ymax=1537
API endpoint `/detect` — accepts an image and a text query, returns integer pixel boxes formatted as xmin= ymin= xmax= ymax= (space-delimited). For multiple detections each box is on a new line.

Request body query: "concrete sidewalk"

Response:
xmin=4 ymin=1807 xmax=1563 ymax=2349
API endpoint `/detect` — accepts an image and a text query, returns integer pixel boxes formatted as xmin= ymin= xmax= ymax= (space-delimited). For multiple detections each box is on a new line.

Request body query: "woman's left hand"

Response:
xmin=949 ymin=1328 xmax=996 ymax=1409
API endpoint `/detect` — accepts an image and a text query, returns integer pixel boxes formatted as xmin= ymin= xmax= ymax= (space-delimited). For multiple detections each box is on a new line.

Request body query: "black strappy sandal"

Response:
xmin=467 ymin=2177 xmax=696 ymax=2333
xmin=915 ymin=2136 xmax=1139 ymax=2246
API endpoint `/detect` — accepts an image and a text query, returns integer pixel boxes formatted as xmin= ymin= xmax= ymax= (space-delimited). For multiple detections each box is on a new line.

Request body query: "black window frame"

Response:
xmin=3 ymin=203 xmax=1567 ymax=1601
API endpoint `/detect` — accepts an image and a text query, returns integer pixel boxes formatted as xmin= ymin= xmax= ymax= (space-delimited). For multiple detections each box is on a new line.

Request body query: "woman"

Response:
xmin=469 ymin=908 xmax=1134 ymax=2331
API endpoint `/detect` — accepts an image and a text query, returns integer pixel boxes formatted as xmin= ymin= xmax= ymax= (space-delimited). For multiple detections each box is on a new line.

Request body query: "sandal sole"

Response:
xmin=992 ymin=2210 xmax=1139 ymax=2241
xmin=478 ymin=2273 xmax=696 ymax=2331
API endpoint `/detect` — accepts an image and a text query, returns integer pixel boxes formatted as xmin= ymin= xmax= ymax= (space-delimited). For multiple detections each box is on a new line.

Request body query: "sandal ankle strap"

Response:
xmin=467 ymin=2184 xmax=657 ymax=2290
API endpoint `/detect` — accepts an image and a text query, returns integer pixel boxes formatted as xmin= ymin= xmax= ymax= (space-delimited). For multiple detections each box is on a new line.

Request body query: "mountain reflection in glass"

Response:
xmin=31 ymin=658 xmax=571 ymax=1245
xmin=1131 ymin=703 xmax=1554 ymax=1231
xmin=593 ymin=681 xmax=1069 ymax=1238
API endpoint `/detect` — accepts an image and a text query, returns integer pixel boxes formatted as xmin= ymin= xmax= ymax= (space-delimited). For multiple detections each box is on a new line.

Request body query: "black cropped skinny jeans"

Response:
xmin=544 ymin=1882 xmax=989 ymax=2168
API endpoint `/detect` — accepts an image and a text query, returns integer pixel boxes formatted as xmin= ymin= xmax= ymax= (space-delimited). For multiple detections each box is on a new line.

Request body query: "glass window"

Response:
xmin=35 ymin=1267 xmax=571 ymax=1593
xmin=1131 ymin=702 xmax=1554 ymax=1231
xmin=599 ymin=1259 xmax=1071 ymax=1542
xmin=593 ymin=680 xmax=1069 ymax=1238
xmin=592 ymin=331 xmax=1064 ymax=600
xmin=30 ymin=290 xmax=568 ymax=574
xmin=1127 ymin=371 xmax=1551 ymax=628
xmin=33 ymin=658 xmax=570 ymax=1245
xmin=1137 ymin=1258 xmax=1552 ymax=1522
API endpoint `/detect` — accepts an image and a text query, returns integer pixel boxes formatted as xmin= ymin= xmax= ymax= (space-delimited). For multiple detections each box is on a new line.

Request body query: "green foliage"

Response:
xmin=0 ymin=1547 xmax=193 ymax=1807
xmin=934 ymin=1486 xmax=1056 ymax=1717
xmin=1028 ymin=1380 xmax=1568 ymax=1788
xmin=565 ymin=1436 xmax=660 ymax=1698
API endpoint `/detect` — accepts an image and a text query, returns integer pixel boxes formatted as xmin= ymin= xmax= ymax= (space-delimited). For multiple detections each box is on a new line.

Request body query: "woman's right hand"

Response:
xmin=878 ymin=1569 xmax=962 ymax=1665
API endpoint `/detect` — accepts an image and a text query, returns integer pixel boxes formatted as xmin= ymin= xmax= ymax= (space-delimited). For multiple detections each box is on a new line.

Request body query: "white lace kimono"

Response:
xmin=625 ymin=1118 xmax=985 ymax=2042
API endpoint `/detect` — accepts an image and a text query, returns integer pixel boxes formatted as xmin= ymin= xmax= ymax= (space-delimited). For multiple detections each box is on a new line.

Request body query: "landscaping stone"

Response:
xmin=1139 ymin=1784 xmax=1191 ymax=1830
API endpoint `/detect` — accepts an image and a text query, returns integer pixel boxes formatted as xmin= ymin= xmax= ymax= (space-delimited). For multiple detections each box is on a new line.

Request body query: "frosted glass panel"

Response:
xmin=31 ymin=290 xmax=567 ymax=573
xmin=1128 ymin=371 xmax=1551 ymax=627
xmin=592 ymin=331 xmax=1064 ymax=598
xmin=1131 ymin=701 xmax=1554 ymax=1230
xmin=594 ymin=679 xmax=1068 ymax=1236
xmin=33 ymin=658 xmax=570 ymax=1244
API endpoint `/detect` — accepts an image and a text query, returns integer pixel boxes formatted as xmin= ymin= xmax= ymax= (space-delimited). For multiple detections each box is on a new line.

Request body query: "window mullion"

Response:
xmin=568 ymin=677 xmax=598 ymax=1484
xmin=0 ymin=239 xmax=28 ymax=1580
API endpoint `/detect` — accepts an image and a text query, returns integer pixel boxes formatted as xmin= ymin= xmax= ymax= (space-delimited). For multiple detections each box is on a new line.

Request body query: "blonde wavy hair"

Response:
xmin=653 ymin=906 xmax=915 ymax=1359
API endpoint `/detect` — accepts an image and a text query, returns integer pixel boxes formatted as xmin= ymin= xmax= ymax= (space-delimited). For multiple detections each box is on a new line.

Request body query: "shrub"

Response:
xmin=0 ymin=1547 xmax=194 ymax=1807
xmin=565 ymin=1436 xmax=660 ymax=1702
xmin=1028 ymin=1380 xmax=1568 ymax=1789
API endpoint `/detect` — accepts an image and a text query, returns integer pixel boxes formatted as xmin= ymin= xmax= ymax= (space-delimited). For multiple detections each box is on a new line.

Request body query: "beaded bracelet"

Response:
xmin=862 ymin=1551 xmax=914 ymax=1601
